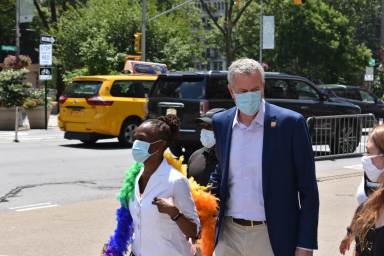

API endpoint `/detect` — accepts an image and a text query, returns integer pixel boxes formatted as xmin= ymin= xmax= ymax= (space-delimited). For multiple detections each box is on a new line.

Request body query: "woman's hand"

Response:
xmin=152 ymin=197 xmax=179 ymax=218
xmin=339 ymin=234 xmax=353 ymax=255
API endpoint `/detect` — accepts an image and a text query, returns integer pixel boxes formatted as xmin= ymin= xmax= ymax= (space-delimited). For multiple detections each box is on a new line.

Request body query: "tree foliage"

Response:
xmin=51 ymin=0 xmax=205 ymax=75
xmin=212 ymin=0 xmax=371 ymax=85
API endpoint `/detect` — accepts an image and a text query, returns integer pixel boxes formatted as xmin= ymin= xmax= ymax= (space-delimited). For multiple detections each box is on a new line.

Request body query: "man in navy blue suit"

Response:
xmin=210 ymin=58 xmax=319 ymax=256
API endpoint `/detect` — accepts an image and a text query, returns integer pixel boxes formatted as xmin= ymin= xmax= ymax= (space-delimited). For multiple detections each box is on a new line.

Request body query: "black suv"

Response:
xmin=148 ymin=72 xmax=361 ymax=155
xmin=318 ymin=84 xmax=384 ymax=121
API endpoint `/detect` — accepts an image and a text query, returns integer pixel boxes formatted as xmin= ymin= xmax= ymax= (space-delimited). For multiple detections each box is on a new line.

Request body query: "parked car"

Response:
xmin=317 ymin=84 xmax=384 ymax=123
xmin=58 ymin=74 xmax=158 ymax=146
xmin=147 ymin=71 xmax=361 ymax=155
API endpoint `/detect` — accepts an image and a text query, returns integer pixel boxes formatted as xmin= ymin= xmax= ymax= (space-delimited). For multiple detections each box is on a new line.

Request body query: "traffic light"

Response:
xmin=293 ymin=0 xmax=305 ymax=5
xmin=368 ymin=57 xmax=376 ymax=67
xmin=134 ymin=32 xmax=142 ymax=53
xmin=236 ymin=0 xmax=240 ymax=8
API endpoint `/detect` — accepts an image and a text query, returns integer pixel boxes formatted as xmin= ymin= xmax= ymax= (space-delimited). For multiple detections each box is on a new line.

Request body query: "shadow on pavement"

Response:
xmin=60 ymin=141 xmax=130 ymax=150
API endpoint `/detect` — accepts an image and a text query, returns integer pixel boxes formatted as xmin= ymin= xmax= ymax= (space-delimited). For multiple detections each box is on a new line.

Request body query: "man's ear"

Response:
xmin=228 ymin=84 xmax=235 ymax=101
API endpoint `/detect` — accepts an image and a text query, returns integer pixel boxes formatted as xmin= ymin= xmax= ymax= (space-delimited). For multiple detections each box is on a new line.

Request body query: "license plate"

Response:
xmin=166 ymin=108 xmax=177 ymax=115
xmin=71 ymin=110 xmax=81 ymax=116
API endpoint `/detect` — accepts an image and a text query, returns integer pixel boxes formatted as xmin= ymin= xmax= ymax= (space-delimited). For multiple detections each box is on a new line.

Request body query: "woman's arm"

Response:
xmin=153 ymin=197 xmax=197 ymax=238
xmin=376 ymin=206 xmax=384 ymax=228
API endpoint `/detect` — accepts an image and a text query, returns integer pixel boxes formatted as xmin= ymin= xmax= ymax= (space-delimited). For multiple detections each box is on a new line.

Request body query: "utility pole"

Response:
xmin=140 ymin=0 xmax=193 ymax=61
xmin=14 ymin=0 xmax=21 ymax=143
xmin=141 ymin=0 xmax=146 ymax=61
xmin=259 ymin=0 xmax=263 ymax=64
xmin=381 ymin=0 xmax=384 ymax=62
xmin=16 ymin=0 xmax=21 ymax=60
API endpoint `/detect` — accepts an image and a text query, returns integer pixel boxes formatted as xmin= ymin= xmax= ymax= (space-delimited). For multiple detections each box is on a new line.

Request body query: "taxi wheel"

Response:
xmin=118 ymin=119 xmax=140 ymax=147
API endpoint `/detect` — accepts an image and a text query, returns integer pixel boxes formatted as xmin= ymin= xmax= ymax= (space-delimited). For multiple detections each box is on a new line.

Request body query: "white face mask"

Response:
xmin=362 ymin=155 xmax=384 ymax=182
xmin=200 ymin=129 xmax=216 ymax=148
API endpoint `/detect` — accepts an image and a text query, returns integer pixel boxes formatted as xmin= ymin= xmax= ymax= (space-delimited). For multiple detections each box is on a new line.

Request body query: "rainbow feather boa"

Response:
xmin=102 ymin=152 xmax=218 ymax=256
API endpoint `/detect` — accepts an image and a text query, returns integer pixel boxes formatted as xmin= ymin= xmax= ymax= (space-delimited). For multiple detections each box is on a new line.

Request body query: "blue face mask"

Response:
xmin=131 ymin=139 xmax=162 ymax=163
xmin=234 ymin=91 xmax=262 ymax=116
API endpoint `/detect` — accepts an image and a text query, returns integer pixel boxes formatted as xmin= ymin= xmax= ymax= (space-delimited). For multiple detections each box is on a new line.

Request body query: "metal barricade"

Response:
xmin=306 ymin=114 xmax=378 ymax=160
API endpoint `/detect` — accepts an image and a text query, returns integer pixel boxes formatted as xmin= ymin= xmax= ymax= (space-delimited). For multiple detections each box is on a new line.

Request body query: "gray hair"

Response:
xmin=227 ymin=58 xmax=265 ymax=85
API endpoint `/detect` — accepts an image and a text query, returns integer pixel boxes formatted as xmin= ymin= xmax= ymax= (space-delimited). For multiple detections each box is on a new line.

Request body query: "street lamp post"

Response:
xmin=140 ymin=0 xmax=194 ymax=61
xmin=141 ymin=0 xmax=147 ymax=61
xmin=14 ymin=0 xmax=21 ymax=143
xmin=16 ymin=0 xmax=21 ymax=59
xmin=259 ymin=0 xmax=263 ymax=64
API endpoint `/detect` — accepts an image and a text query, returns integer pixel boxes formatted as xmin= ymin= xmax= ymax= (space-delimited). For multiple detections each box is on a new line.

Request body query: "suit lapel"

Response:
xmin=262 ymin=103 xmax=276 ymax=201
xmin=221 ymin=108 xmax=236 ymax=192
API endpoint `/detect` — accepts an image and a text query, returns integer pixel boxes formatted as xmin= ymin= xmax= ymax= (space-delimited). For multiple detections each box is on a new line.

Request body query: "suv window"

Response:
xmin=290 ymin=81 xmax=319 ymax=100
xmin=330 ymin=88 xmax=361 ymax=100
xmin=206 ymin=77 xmax=231 ymax=99
xmin=329 ymin=88 xmax=346 ymax=98
xmin=265 ymin=79 xmax=290 ymax=99
xmin=110 ymin=80 xmax=152 ymax=98
xmin=64 ymin=81 xmax=102 ymax=98
xmin=359 ymin=89 xmax=375 ymax=103
xmin=152 ymin=77 xmax=205 ymax=99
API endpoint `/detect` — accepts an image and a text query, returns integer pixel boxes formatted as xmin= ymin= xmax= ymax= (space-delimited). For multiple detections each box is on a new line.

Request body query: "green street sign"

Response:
xmin=1 ymin=45 xmax=16 ymax=52
xmin=369 ymin=58 xmax=376 ymax=67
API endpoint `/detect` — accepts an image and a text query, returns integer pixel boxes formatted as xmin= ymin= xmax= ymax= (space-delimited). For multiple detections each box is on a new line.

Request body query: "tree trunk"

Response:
xmin=50 ymin=0 xmax=57 ymax=23
xmin=33 ymin=0 xmax=49 ymax=30
xmin=62 ymin=0 xmax=67 ymax=11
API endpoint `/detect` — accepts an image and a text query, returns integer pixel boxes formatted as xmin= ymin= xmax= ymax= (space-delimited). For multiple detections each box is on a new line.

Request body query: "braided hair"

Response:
xmin=144 ymin=114 xmax=180 ymax=147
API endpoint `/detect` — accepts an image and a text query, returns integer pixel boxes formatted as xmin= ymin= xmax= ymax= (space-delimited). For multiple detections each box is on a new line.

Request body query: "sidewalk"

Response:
xmin=0 ymin=115 xmax=63 ymax=143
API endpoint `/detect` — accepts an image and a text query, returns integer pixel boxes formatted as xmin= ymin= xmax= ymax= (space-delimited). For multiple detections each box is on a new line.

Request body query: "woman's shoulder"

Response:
xmin=168 ymin=166 xmax=188 ymax=182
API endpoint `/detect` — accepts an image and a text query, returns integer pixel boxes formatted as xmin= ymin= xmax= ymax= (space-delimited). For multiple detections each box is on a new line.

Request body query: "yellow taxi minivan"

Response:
xmin=58 ymin=61 xmax=167 ymax=146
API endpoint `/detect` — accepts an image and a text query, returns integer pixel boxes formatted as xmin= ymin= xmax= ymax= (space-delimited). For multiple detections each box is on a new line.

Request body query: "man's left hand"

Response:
xmin=295 ymin=248 xmax=313 ymax=256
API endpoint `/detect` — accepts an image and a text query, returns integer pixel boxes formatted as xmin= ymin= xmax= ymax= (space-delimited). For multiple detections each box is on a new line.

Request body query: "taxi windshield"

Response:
xmin=64 ymin=81 xmax=102 ymax=98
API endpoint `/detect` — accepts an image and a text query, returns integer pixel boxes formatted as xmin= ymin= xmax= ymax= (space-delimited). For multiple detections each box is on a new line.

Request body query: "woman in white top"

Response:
xmin=129 ymin=114 xmax=200 ymax=256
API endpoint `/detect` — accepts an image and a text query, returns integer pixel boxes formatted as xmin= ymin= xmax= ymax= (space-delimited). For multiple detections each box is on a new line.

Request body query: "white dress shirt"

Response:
xmin=226 ymin=100 xmax=266 ymax=221
xmin=129 ymin=159 xmax=200 ymax=256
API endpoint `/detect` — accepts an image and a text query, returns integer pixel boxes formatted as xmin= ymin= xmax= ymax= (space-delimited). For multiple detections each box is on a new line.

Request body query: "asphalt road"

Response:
xmin=0 ymin=129 xmax=364 ymax=256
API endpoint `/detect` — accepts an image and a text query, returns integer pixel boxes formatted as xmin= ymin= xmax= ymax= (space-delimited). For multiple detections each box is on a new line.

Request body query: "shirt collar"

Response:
xmin=232 ymin=99 xmax=265 ymax=129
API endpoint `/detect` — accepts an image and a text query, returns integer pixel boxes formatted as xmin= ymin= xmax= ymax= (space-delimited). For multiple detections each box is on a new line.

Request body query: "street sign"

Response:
xmin=40 ymin=35 xmax=55 ymax=44
xmin=39 ymin=44 xmax=52 ymax=66
xmin=39 ymin=67 xmax=52 ymax=80
xmin=369 ymin=58 xmax=376 ymax=67
xmin=263 ymin=16 xmax=275 ymax=49
xmin=20 ymin=0 xmax=34 ymax=23
xmin=1 ymin=45 xmax=16 ymax=52
xmin=364 ymin=66 xmax=374 ymax=81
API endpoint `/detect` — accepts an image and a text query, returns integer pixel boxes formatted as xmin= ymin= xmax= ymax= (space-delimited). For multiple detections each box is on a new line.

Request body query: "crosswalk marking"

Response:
xmin=9 ymin=202 xmax=53 ymax=210
xmin=343 ymin=164 xmax=362 ymax=170
xmin=16 ymin=204 xmax=58 ymax=212
xmin=9 ymin=202 xmax=59 ymax=212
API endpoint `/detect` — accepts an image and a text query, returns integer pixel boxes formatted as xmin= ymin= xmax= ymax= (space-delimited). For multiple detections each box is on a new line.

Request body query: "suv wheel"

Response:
xmin=330 ymin=120 xmax=361 ymax=154
xmin=118 ymin=119 xmax=141 ymax=147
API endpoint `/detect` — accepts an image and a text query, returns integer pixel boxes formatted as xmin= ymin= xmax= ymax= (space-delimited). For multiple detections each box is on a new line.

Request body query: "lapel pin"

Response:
xmin=270 ymin=118 xmax=277 ymax=128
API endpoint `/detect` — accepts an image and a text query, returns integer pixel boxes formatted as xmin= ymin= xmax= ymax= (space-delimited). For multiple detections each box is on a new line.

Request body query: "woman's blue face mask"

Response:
xmin=131 ymin=139 xmax=163 ymax=163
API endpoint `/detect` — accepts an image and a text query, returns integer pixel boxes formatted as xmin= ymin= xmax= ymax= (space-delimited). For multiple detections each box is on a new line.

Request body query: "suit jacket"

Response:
xmin=210 ymin=103 xmax=319 ymax=256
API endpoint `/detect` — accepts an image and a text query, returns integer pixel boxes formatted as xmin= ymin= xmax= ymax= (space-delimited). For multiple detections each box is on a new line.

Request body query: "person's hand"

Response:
xmin=295 ymin=248 xmax=313 ymax=256
xmin=378 ymin=172 xmax=384 ymax=185
xmin=152 ymin=197 xmax=179 ymax=217
xmin=339 ymin=234 xmax=352 ymax=255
